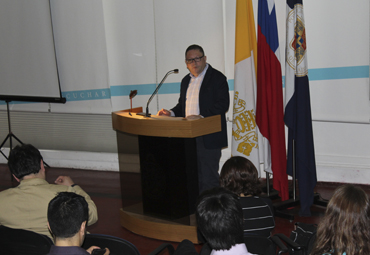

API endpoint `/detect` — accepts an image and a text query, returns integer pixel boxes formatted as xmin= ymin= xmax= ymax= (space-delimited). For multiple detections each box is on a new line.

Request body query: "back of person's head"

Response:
xmin=311 ymin=184 xmax=370 ymax=255
xmin=185 ymin=44 xmax=204 ymax=56
xmin=48 ymin=192 xmax=89 ymax=239
xmin=8 ymin=144 xmax=43 ymax=179
xmin=196 ymin=187 xmax=244 ymax=251
xmin=220 ymin=156 xmax=261 ymax=196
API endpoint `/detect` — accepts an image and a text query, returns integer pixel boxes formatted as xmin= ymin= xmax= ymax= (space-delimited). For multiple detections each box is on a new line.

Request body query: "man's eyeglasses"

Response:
xmin=185 ymin=55 xmax=204 ymax=64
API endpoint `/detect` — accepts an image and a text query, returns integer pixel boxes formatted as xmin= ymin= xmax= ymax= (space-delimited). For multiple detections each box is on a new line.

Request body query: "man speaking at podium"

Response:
xmin=158 ymin=44 xmax=229 ymax=193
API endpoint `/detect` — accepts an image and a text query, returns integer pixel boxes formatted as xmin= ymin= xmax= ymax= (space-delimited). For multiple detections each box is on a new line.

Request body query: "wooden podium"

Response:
xmin=112 ymin=107 xmax=221 ymax=242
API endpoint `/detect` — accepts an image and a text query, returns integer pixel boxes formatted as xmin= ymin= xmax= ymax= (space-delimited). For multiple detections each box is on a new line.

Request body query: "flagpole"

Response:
xmin=273 ymin=139 xmax=298 ymax=221
xmin=266 ymin=172 xmax=270 ymax=196
xmin=275 ymin=0 xmax=329 ymax=217
xmin=292 ymin=139 xmax=296 ymax=200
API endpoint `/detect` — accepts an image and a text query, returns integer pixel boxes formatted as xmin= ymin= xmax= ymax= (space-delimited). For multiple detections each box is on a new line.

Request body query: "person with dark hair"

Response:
xmin=220 ymin=156 xmax=274 ymax=237
xmin=0 ymin=144 xmax=98 ymax=240
xmin=157 ymin=44 xmax=230 ymax=193
xmin=311 ymin=184 xmax=370 ymax=255
xmin=47 ymin=192 xmax=109 ymax=255
xmin=196 ymin=187 xmax=254 ymax=255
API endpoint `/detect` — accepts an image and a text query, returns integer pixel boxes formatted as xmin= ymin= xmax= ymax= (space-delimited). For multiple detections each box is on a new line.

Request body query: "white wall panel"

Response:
xmin=1 ymin=0 xmax=370 ymax=186
xmin=103 ymin=1 xmax=157 ymax=112
xmin=103 ymin=0 xmax=156 ymax=86
xmin=311 ymin=78 xmax=370 ymax=122
xmin=298 ymin=0 xmax=369 ymax=122
xmin=50 ymin=0 xmax=111 ymax=114
xmin=154 ymin=0 xmax=226 ymax=73
xmin=153 ymin=0 xmax=226 ymax=113
xmin=304 ymin=0 xmax=369 ymax=68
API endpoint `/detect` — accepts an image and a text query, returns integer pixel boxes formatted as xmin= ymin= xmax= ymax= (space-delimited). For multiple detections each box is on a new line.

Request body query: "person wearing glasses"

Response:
xmin=158 ymin=44 xmax=230 ymax=193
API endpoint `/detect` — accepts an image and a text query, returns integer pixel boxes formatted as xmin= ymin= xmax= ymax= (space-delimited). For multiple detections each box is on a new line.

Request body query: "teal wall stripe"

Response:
xmin=110 ymin=82 xmax=180 ymax=96
xmin=282 ymin=65 xmax=369 ymax=88
xmin=308 ymin=65 xmax=369 ymax=81
xmin=228 ymin=79 xmax=234 ymax=91
xmin=0 ymin=66 xmax=368 ymax=105
xmin=110 ymin=65 xmax=369 ymax=96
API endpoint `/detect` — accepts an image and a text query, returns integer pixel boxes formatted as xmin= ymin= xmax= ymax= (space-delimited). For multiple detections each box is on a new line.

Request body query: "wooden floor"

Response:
xmin=1 ymin=164 xmax=370 ymax=255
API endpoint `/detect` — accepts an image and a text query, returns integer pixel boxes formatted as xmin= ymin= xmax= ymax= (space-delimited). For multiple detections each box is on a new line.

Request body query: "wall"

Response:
xmin=0 ymin=0 xmax=369 ymax=184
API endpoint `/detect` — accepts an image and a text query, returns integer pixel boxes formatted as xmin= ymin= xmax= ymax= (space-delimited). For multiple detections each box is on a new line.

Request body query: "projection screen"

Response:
xmin=0 ymin=0 xmax=65 ymax=103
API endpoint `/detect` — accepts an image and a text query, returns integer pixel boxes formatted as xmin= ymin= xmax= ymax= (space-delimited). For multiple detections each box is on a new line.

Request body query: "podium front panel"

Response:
xmin=138 ymin=135 xmax=199 ymax=221
xmin=112 ymin=110 xmax=221 ymax=225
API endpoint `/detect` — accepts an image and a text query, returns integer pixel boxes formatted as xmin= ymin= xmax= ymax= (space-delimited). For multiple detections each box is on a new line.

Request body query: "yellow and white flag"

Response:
xmin=232 ymin=0 xmax=260 ymax=173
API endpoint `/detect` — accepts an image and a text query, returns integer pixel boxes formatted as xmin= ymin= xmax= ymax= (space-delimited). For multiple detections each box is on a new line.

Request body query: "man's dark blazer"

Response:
xmin=171 ymin=64 xmax=229 ymax=149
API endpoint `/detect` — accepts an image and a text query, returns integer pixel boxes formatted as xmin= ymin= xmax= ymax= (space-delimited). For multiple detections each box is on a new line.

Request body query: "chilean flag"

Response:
xmin=256 ymin=0 xmax=289 ymax=201
xmin=285 ymin=0 xmax=317 ymax=216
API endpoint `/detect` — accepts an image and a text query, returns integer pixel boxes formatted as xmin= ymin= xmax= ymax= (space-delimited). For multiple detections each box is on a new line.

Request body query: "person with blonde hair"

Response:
xmin=311 ymin=184 xmax=370 ymax=255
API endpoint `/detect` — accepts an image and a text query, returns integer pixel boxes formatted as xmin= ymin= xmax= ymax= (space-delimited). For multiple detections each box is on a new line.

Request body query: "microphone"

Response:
xmin=138 ymin=69 xmax=179 ymax=117
xmin=129 ymin=90 xmax=137 ymax=115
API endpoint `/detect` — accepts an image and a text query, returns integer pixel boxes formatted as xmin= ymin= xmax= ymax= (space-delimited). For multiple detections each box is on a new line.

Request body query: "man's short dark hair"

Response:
xmin=196 ymin=187 xmax=244 ymax=250
xmin=185 ymin=44 xmax=205 ymax=56
xmin=8 ymin=144 xmax=43 ymax=179
xmin=48 ymin=192 xmax=89 ymax=239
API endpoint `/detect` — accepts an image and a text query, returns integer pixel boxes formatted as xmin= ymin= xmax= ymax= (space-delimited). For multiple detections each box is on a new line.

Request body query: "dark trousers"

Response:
xmin=196 ymin=136 xmax=222 ymax=193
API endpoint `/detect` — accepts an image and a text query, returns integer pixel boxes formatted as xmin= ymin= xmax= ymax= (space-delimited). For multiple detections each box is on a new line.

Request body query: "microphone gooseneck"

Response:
xmin=145 ymin=69 xmax=179 ymax=117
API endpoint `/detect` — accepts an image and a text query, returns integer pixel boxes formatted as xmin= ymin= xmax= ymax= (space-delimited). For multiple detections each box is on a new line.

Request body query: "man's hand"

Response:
xmin=157 ymin=108 xmax=171 ymax=116
xmin=55 ymin=176 xmax=74 ymax=186
xmin=186 ymin=115 xmax=202 ymax=120
xmin=86 ymin=246 xmax=110 ymax=255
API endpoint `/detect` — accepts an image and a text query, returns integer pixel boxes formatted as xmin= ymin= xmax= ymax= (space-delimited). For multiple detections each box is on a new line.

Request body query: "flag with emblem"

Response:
xmin=232 ymin=0 xmax=260 ymax=173
xmin=285 ymin=0 xmax=317 ymax=216
xmin=256 ymin=0 xmax=289 ymax=200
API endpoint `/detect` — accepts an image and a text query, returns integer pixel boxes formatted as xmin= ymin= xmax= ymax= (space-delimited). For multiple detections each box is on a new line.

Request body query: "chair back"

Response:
xmin=244 ymin=235 xmax=276 ymax=255
xmin=82 ymin=234 xmax=140 ymax=255
xmin=0 ymin=225 xmax=53 ymax=255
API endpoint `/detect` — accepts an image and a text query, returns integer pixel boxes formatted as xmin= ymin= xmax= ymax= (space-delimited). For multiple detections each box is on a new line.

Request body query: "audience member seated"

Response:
xmin=219 ymin=156 xmax=274 ymax=237
xmin=47 ymin=192 xmax=109 ymax=255
xmin=0 ymin=144 xmax=98 ymax=240
xmin=196 ymin=187 xmax=254 ymax=255
xmin=311 ymin=184 xmax=370 ymax=255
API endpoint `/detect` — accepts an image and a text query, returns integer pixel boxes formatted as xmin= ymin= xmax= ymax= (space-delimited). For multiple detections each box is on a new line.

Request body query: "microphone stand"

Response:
xmin=137 ymin=69 xmax=179 ymax=117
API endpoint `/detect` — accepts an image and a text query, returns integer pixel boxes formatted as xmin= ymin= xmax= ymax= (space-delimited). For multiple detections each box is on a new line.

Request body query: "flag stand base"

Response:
xmin=272 ymin=193 xmax=327 ymax=221
xmin=264 ymin=157 xmax=327 ymax=221
xmin=264 ymin=173 xmax=295 ymax=221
